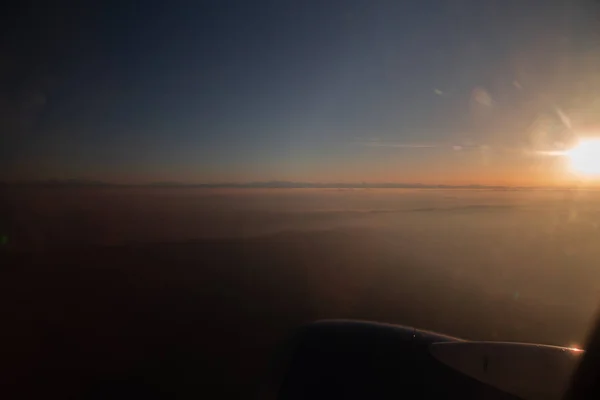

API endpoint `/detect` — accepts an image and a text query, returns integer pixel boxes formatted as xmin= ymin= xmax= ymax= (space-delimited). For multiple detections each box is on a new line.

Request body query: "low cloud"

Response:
xmin=359 ymin=140 xmax=486 ymax=151
xmin=362 ymin=141 xmax=437 ymax=149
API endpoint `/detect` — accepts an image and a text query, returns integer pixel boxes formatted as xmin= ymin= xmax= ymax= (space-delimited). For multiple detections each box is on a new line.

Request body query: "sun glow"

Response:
xmin=566 ymin=139 xmax=600 ymax=176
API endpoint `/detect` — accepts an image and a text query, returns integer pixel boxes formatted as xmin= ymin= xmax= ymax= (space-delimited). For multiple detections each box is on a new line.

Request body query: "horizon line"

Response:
xmin=1 ymin=179 xmax=599 ymax=190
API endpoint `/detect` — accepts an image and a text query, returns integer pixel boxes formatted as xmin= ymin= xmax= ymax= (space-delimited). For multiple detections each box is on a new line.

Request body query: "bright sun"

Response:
xmin=566 ymin=139 xmax=600 ymax=175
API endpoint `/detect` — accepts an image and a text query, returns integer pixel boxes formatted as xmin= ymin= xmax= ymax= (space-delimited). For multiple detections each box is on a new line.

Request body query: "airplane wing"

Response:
xmin=274 ymin=319 xmax=597 ymax=399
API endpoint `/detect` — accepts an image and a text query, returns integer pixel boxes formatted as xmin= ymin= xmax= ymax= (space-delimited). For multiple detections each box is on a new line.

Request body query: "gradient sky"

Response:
xmin=2 ymin=0 xmax=600 ymax=185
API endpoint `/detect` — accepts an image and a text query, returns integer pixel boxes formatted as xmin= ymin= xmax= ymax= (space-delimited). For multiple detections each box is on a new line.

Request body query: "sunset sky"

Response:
xmin=2 ymin=0 xmax=600 ymax=185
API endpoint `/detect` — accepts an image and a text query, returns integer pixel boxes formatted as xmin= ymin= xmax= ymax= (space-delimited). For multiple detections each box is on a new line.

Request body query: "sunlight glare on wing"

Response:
xmin=568 ymin=344 xmax=584 ymax=352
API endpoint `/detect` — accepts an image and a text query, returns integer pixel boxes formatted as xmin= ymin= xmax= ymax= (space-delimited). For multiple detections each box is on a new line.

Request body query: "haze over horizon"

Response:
xmin=5 ymin=177 xmax=600 ymax=189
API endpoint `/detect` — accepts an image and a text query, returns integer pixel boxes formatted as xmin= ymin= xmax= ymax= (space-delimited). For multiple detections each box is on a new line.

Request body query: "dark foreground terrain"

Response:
xmin=0 ymin=228 xmax=596 ymax=399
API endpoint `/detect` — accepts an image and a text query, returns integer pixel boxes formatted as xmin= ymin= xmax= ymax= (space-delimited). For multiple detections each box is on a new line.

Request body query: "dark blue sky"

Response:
xmin=2 ymin=0 xmax=600 ymax=184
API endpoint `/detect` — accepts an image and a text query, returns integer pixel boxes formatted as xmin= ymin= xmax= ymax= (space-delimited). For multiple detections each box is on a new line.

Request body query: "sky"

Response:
xmin=1 ymin=0 xmax=600 ymax=185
